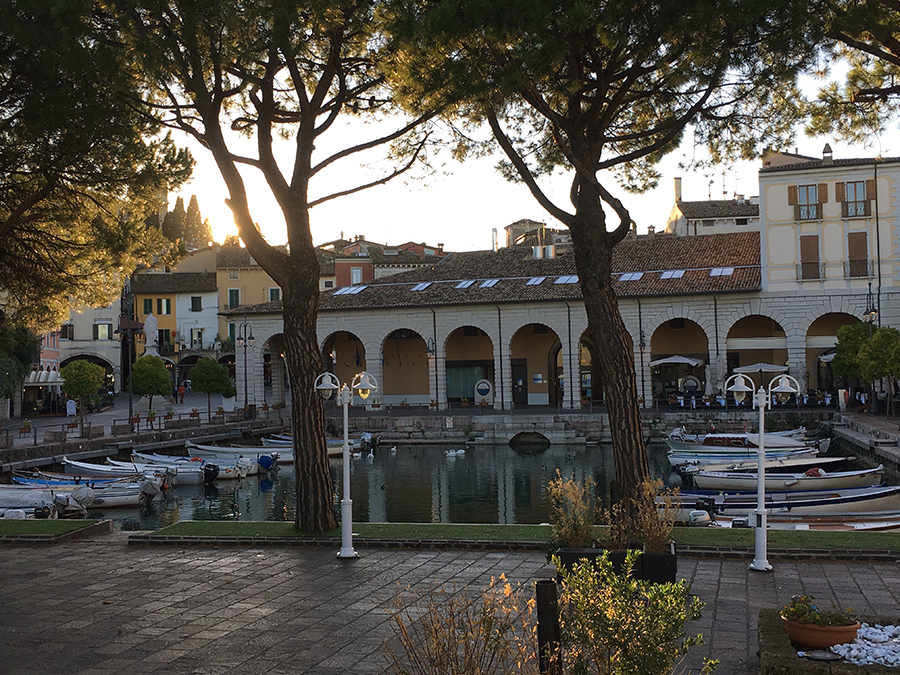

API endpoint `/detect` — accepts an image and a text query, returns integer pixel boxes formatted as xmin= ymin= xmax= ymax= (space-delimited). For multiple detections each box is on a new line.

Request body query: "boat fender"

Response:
xmin=784 ymin=479 xmax=799 ymax=487
xmin=258 ymin=455 xmax=276 ymax=471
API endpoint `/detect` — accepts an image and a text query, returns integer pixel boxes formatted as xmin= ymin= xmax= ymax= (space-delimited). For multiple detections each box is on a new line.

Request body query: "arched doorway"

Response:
xmin=322 ymin=331 xmax=367 ymax=387
xmin=649 ymin=318 xmax=709 ymax=402
xmin=445 ymin=326 xmax=494 ymax=403
xmin=726 ymin=315 xmax=788 ymax=388
xmin=509 ymin=323 xmax=561 ymax=407
xmin=806 ymin=313 xmax=858 ymax=393
xmin=381 ymin=329 xmax=429 ymax=405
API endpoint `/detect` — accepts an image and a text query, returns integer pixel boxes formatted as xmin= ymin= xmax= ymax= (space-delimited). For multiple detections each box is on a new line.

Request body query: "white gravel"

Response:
xmin=831 ymin=624 xmax=900 ymax=667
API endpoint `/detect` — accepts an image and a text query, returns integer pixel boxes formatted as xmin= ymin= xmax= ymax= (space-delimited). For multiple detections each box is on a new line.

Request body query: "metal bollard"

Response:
xmin=536 ymin=579 xmax=561 ymax=675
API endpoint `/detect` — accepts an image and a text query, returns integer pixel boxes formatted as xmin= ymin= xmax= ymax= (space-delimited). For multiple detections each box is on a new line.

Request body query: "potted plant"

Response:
xmin=460 ymin=397 xmax=469 ymax=407
xmin=190 ymin=407 xmax=200 ymax=418
xmin=546 ymin=471 xmax=678 ymax=583
xmin=400 ymin=398 xmax=410 ymax=407
xmin=273 ymin=400 xmax=283 ymax=410
xmin=371 ymin=398 xmax=382 ymax=409
xmin=164 ymin=410 xmax=174 ymax=420
xmin=147 ymin=409 xmax=156 ymax=429
xmin=429 ymin=398 xmax=439 ymax=409
xmin=215 ymin=405 xmax=225 ymax=417
xmin=780 ymin=595 xmax=860 ymax=649
xmin=479 ymin=397 xmax=489 ymax=407
xmin=20 ymin=419 xmax=32 ymax=434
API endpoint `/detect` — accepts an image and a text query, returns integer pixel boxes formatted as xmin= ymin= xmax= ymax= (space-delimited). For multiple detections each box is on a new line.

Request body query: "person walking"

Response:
xmin=177 ymin=382 xmax=185 ymax=404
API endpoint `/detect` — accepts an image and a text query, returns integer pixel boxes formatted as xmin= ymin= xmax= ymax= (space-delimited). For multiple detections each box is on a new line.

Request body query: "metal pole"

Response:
xmin=536 ymin=579 xmax=560 ymax=674
xmin=338 ymin=385 xmax=357 ymax=558
xmin=749 ymin=386 xmax=771 ymax=571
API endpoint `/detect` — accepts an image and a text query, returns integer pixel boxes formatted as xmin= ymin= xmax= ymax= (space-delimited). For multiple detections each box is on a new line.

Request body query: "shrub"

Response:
xmin=604 ymin=479 xmax=678 ymax=553
xmin=555 ymin=551 xmax=717 ymax=674
xmin=781 ymin=595 xmax=855 ymax=627
xmin=546 ymin=469 xmax=601 ymax=550
xmin=383 ymin=575 xmax=540 ymax=675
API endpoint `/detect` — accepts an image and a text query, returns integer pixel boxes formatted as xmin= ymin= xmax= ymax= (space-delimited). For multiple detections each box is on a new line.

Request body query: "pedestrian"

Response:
xmin=178 ymin=383 xmax=185 ymax=404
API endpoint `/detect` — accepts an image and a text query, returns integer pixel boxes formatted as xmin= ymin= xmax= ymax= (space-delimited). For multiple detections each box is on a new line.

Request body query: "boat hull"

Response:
xmin=691 ymin=466 xmax=884 ymax=492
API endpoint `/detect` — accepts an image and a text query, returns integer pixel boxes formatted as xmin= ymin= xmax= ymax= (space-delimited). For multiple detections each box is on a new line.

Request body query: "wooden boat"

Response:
xmin=691 ymin=465 xmax=884 ymax=492
xmin=667 ymin=428 xmax=828 ymax=454
xmin=107 ymin=457 xmax=236 ymax=481
xmin=675 ymin=454 xmax=855 ymax=475
xmin=678 ymin=485 xmax=900 ymax=517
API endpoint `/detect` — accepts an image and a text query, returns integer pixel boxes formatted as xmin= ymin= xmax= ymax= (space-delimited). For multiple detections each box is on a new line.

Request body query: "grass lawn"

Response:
xmin=151 ymin=521 xmax=900 ymax=551
xmin=0 ymin=519 xmax=103 ymax=536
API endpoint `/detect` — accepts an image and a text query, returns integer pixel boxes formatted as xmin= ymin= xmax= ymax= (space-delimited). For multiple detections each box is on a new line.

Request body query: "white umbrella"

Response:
xmin=704 ymin=365 xmax=713 ymax=396
xmin=818 ymin=352 xmax=836 ymax=363
xmin=649 ymin=355 xmax=703 ymax=367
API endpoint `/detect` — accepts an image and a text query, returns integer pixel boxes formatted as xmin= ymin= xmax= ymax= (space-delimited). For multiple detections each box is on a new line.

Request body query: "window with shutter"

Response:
xmin=848 ymin=231 xmax=868 ymax=277
xmin=795 ymin=185 xmax=821 ymax=220
xmin=799 ymin=235 xmax=820 ymax=279
xmin=843 ymin=181 xmax=867 ymax=218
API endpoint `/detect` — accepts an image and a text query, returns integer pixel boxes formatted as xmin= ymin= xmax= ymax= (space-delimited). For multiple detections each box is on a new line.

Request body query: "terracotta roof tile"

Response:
xmin=676 ymin=200 xmax=759 ymax=219
xmin=132 ymin=272 xmax=218 ymax=294
xmin=223 ymin=232 xmax=760 ymax=315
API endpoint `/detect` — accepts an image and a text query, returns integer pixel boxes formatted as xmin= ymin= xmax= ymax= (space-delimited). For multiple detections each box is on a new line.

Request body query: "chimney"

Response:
xmin=674 ymin=177 xmax=682 ymax=202
xmin=491 ymin=228 xmax=498 ymax=252
xmin=647 ymin=225 xmax=655 ymax=236
xmin=822 ymin=143 xmax=833 ymax=164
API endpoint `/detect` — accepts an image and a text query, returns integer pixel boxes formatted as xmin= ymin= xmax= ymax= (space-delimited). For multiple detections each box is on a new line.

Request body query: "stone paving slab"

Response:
xmin=2 ymin=534 xmax=900 ymax=674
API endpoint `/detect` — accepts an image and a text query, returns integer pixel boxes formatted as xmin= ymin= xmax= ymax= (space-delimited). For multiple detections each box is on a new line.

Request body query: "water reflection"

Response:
xmin=103 ymin=443 xmax=670 ymax=530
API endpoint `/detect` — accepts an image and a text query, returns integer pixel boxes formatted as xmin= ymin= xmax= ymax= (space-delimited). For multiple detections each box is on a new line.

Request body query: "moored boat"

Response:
xmin=691 ymin=465 xmax=884 ymax=492
xmin=678 ymin=485 xmax=900 ymax=517
xmin=674 ymin=454 xmax=855 ymax=475
xmin=61 ymin=456 xmax=216 ymax=485
xmin=667 ymin=428 xmax=827 ymax=454
xmin=667 ymin=446 xmax=820 ymax=469
xmin=186 ymin=440 xmax=293 ymax=464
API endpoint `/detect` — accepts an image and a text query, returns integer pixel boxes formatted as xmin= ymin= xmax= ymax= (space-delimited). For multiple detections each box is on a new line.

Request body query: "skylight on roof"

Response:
xmin=554 ymin=275 xmax=579 ymax=284
xmin=411 ymin=282 xmax=432 ymax=291
xmin=526 ymin=276 xmax=546 ymax=286
xmin=480 ymin=278 xmax=500 ymax=288
xmin=710 ymin=267 xmax=734 ymax=277
xmin=455 ymin=280 xmax=476 ymax=289
xmin=334 ymin=285 xmax=368 ymax=295
xmin=619 ymin=272 xmax=644 ymax=281
xmin=661 ymin=270 xmax=685 ymax=279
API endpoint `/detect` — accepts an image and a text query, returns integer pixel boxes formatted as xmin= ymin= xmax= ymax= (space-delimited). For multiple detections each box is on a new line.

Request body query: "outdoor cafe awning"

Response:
xmin=23 ymin=370 xmax=64 ymax=387
xmin=648 ymin=355 xmax=703 ymax=367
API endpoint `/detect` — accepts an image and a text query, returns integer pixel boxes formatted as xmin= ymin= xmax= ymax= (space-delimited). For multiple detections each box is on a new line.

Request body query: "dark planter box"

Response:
xmin=555 ymin=542 xmax=677 ymax=584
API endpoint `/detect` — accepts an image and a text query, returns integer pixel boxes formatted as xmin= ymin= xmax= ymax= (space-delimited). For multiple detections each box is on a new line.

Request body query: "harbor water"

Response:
xmin=99 ymin=443 xmax=672 ymax=530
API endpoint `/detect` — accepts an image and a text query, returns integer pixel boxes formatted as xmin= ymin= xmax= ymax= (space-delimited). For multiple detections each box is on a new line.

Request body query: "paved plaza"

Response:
xmin=2 ymin=532 xmax=900 ymax=674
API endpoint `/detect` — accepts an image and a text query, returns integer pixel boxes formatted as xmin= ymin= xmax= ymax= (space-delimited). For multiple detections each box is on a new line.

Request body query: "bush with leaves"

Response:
xmin=546 ymin=469 xmax=602 ymax=550
xmin=605 ymin=479 xmax=679 ymax=554
xmin=555 ymin=551 xmax=717 ymax=675
xmin=383 ymin=575 xmax=540 ymax=675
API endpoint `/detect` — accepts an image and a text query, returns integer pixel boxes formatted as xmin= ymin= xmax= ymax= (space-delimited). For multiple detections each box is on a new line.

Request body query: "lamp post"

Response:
xmin=235 ymin=318 xmax=254 ymax=412
xmin=115 ymin=313 xmax=141 ymax=432
xmin=864 ymin=282 xmax=879 ymax=404
xmin=315 ymin=370 xmax=378 ymax=559
xmin=725 ymin=372 xmax=799 ymax=572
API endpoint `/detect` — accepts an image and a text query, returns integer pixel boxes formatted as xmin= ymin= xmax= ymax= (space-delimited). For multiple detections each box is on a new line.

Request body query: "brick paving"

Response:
xmin=2 ymin=532 xmax=900 ymax=674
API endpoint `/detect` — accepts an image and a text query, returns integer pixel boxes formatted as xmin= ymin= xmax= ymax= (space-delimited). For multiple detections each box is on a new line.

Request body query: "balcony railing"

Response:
xmin=844 ymin=258 xmax=874 ymax=279
xmin=796 ymin=261 xmax=824 ymax=280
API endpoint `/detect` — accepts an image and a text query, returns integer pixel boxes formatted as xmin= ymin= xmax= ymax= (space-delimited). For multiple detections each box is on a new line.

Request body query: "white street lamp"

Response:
xmin=235 ymin=317 xmax=255 ymax=413
xmin=315 ymin=370 xmax=378 ymax=559
xmin=725 ymin=372 xmax=799 ymax=572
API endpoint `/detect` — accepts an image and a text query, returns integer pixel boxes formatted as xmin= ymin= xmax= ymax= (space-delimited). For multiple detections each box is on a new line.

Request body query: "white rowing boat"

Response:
xmin=679 ymin=485 xmax=900 ymax=517
xmin=691 ymin=465 xmax=884 ymax=492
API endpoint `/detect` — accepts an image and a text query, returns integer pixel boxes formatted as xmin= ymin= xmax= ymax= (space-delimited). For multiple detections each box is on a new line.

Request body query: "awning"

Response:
xmin=734 ymin=362 xmax=788 ymax=374
xmin=23 ymin=370 xmax=64 ymax=387
xmin=649 ymin=355 xmax=703 ymax=367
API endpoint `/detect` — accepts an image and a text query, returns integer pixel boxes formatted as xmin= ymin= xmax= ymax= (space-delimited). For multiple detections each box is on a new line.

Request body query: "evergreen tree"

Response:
xmin=185 ymin=195 xmax=212 ymax=248
xmin=162 ymin=196 xmax=187 ymax=242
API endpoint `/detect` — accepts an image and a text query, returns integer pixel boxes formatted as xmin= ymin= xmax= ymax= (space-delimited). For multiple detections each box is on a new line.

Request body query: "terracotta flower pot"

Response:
xmin=781 ymin=617 xmax=861 ymax=649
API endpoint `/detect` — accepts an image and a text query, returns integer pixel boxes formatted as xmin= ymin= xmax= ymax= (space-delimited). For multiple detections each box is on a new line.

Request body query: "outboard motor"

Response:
xmin=203 ymin=463 xmax=220 ymax=483
xmin=694 ymin=497 xmax=718 ymax=521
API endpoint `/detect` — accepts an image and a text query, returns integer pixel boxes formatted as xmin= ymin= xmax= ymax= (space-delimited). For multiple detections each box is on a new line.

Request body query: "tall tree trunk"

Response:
xmin=282 ymin=266 xmax=337 ymax=533
xmin=568 ymin=202 xmax=650 ymax=499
